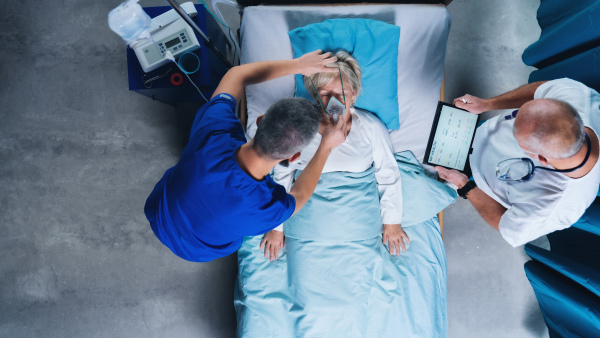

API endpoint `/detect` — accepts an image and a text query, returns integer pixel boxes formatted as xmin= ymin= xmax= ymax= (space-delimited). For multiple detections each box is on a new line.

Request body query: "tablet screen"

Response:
xmin=426 ymin=104 xmax=478 ymax=171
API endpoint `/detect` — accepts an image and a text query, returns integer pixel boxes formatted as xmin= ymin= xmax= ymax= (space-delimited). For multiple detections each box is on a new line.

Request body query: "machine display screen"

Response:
xmin=165 ymin=37 xmax=181 ymax=48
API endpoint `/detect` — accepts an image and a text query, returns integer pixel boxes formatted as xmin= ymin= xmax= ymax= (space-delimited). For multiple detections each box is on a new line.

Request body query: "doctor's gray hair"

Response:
xmin=514 ymin=99 xmax=585 ymax=159
xmin=304 ymin=51 xmax=362 ymax=104
xmin=253 ymin=97 xmax=322 ymax=160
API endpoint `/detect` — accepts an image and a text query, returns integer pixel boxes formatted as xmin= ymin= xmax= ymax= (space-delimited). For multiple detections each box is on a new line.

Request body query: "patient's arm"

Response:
xmin=212 ymin=50 xmax=338 ymax=102
xmin=362 ymin=111 xmax=403 ymax=226
xmin=272 ymin=163 xmax=296 ymax=233
xmin=259 ymin=163 xmax=295 ymax=260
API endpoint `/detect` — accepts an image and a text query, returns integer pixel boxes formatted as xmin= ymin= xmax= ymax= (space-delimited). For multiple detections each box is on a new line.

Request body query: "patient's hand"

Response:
xmin=383 ymin=224 xmax=410 ymax=256
xmin=260 ymin=230 xmax=285 ymax=261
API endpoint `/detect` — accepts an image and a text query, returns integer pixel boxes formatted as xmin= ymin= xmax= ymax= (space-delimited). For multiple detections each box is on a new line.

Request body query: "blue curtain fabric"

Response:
xmin=522 ymin=0 xmax=600 ymax=91
xmin=523 ymin=2 xmax=600 ymax=334
xmin=524 ymin=199 xmax=600 ymax=337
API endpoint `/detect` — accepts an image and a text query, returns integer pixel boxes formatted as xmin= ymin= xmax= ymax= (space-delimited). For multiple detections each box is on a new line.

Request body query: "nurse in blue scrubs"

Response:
xmin=144 ymin=50 xmax=348 ymax=262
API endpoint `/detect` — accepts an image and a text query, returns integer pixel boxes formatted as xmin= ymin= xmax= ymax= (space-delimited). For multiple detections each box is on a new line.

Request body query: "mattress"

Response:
xmin=240 ymin=4 xmax=451 ymax=170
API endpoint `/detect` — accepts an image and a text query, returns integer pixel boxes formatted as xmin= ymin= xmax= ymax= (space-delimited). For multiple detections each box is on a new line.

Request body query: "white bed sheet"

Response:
xmin=240 ymin=4 xmax=451 ymax=172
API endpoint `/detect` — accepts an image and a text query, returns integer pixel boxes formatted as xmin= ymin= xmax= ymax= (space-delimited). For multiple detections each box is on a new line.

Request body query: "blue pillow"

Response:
xmin=288 ymin=19 xmax=401 ymax=130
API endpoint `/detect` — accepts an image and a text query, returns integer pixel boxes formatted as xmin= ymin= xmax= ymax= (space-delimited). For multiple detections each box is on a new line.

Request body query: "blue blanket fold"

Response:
xmin=284 ymin=165 xmax=382 ymax=241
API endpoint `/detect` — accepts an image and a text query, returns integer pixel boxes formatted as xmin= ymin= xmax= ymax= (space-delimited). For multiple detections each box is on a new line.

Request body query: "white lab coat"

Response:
xmin=470 ymin=78 xmax=600 ymax=247
xmin=272 ymin=107 xmax=403 ymax=231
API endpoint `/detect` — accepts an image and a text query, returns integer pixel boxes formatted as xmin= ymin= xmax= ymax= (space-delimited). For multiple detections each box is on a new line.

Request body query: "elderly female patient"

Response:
xmin=260 ymin=51 xmax=409 ymax=260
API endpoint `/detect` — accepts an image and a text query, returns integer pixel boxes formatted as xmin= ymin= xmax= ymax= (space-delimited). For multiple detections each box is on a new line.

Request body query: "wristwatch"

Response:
xmin=457 ymin=180 xmax=477 ymax=199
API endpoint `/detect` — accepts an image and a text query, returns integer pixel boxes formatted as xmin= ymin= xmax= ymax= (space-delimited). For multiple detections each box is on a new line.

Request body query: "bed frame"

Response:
xmin=236 ymin=2 xmax=449 ymax=237
xmin=237 ymin=1 xmax=453 ymax=5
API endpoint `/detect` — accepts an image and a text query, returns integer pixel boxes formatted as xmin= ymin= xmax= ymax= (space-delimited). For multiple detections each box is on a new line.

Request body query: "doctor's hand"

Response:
xmin=296 ymin=50 xmax=339 ymax=76
xmin=435 ymin=166 xmax=469 ymax=189
xmin=383 ymin=224 xmax=410 ymax=256
xmin=453 ymin=94 xmax=490 ymax=115
xmin=260 ymin=230 xmax=285 ymax=261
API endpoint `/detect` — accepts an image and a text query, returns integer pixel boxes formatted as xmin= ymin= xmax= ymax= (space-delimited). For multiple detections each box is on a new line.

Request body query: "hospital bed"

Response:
xmin=225 ymin=2 xmax=453 ymax=337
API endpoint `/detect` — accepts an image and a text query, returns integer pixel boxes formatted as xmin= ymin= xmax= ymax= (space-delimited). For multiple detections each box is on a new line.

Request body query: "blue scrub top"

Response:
xmin=144 ymin=93 xmax=296 ymax=262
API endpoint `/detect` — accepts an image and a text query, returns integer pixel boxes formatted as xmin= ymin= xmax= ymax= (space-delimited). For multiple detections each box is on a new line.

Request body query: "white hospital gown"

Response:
xmin=469 ymin=78 xmax=600 ymax=247
xmin=272 ymin=108 xmax=402 ymax=231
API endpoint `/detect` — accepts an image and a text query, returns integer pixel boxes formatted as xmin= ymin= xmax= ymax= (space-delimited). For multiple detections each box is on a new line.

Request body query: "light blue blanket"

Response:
xmin=284 ymin=166 xmax=382 ymax=241
xmin=234 ymin=151 xmax=455 ymax=337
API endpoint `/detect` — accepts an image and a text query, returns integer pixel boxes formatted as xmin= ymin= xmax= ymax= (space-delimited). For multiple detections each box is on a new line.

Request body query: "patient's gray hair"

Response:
xmin=254 ymin=97 xmax=322 ymax=160
xmin=304 ymin=51 xmax=362 ymax=104
xmin=514 ymin=98 xmax=585 ymax=159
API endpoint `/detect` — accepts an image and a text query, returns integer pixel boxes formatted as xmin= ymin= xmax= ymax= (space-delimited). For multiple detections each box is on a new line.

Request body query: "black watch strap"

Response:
xmin=458 ymin=180 xmax=477 ymax=199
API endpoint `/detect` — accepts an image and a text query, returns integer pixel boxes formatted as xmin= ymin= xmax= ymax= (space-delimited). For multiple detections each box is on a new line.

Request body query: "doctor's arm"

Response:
xmin=464 ymin=188 xmax=506 ymax=230
xmin=435 ymin=167 xmax=506 ymax=230
xmin=453 ymin=81 xmax=548 ymax=114
xmin=211 ymin=50 xmax=338 ymax=101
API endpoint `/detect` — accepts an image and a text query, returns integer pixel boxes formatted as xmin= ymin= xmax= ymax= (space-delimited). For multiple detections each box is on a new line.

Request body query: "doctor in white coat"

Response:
xmin=436 ymin=78 xmax=600 ymax=247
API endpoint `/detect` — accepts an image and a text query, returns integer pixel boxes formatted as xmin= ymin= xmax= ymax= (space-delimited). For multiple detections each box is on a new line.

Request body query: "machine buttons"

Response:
xmin=178 ymin=44 xmax=182 ymax=48
xmin=180 ymin=33 xmax=184 ymax=36
xmin=183 ymin=39 xmax=188 ymax=43
xmin=173 ymin=47 xmax=178 ymax=51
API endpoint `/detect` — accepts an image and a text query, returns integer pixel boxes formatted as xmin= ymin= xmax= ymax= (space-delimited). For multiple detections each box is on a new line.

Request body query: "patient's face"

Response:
xmin=317 ymin=75 xmax=355 ymax=109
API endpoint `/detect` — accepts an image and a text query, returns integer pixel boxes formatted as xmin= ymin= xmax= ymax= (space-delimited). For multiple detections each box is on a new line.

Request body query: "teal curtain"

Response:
xmin=524 ymin=199 xmax=600 ymax=337
xmin=522 ymin=0 xmax=600 ymax=91
xmin=522 ymin=3 xmax=600 ymax=333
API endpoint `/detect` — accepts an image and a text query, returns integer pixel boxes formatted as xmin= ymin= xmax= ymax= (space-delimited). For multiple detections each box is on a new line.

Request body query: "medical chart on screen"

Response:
xmin=427 ymin=106 xmax=477 ymax=170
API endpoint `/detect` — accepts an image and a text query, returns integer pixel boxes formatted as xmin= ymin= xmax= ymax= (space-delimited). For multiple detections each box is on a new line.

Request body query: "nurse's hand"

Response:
xmin=453 ymin=94 xmax=490 ymax=115
xmin=260 ymin=230 xmax=285 ymax=261
xmin=435 ymin=166 xmax=469 ymax=189
xmin=383 ymin=224 xmax=410 ymax=256
xmin=296 ymin=50 xmax=339 ymax=76
xmin=320 ymin=112 xmax=349 ymax=151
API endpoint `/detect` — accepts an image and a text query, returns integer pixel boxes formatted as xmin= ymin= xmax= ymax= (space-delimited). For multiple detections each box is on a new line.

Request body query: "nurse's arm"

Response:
xmin=289 ymin=114 xmax=348 ymax=215
xmin=464 ymin=188 xmax=507 ymax=231
xmin=211 ymin=50 xmax=338 ymax=101
xmin=288 ymin=146 xmax=330 ymax=215
xmin=453 ymin=81 xmax=548 ymax=114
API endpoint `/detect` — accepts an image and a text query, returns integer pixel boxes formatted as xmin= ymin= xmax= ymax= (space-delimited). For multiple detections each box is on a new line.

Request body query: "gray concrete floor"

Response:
xmin=0 ymin=0 xmax=547 ymax=337
xmin=445 ymin=1 xmax=547 ymax=337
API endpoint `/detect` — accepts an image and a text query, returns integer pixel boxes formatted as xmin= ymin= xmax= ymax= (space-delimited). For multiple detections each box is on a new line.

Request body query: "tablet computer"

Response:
xmin=423 ymin=101 xmax=480 ymax=172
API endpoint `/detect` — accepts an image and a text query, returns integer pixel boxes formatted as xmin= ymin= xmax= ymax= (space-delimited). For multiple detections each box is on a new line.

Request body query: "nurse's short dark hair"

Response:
xmin=254 ymin=98 xmax=322 ymax=160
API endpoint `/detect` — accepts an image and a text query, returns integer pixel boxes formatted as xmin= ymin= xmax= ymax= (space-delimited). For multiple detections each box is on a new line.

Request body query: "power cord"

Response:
xmin=165 ymin=51 xmax=209 ymax=103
